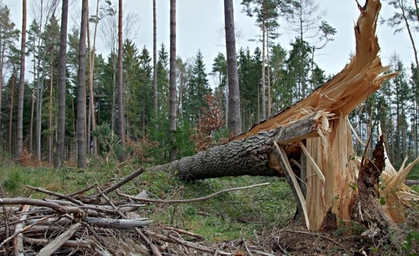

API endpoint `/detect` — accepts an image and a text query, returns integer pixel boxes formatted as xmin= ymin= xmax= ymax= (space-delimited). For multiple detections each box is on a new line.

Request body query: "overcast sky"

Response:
xmin=5 ymin=0 xmax=416 ymax=85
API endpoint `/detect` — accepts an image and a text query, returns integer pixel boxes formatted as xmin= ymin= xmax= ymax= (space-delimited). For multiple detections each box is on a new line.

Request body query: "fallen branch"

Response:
xmin=37 ymin=223 xmax=81 ymax=256
xmin=95 ymin=186 xmax=162 ymax=256
xmin=0 ymin=215 xmax=50 ymax=248
xmin=98 ymin=167 xmax=146 ymax=196
xmin=405 ymin=180 xmax=419 ymax=186
xmin=26 ymin=185 xmax=84 ymax=205
xmin=144 ymin=230 xmax=231 ymax=256
xmin=164 ymin=226 xmax=204 ymax=241
xmin=13 ymin=205 xmax=29 ymax=256
xmin=0 ymin=198 xmax=84 ymax=215
xmin=117 ymin=182 xmax=270 ymax=204
xmin=85 ymin=217 xmax=152 ymax=229
xmin=23 ymin=237 xmax=91 ymax=248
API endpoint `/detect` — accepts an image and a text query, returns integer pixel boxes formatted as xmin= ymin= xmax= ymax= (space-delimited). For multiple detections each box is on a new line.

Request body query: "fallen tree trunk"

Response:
xmin=151 ymin=112 xmax=329 ymax=180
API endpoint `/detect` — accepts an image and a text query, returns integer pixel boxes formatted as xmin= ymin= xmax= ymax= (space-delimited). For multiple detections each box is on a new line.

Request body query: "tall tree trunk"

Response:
xmin=261 ymin=0 xmax=266 ymax=120
xmin=0 ymin=45 xmax=5 ymax=145
xmin=117 ymin=0 xmax=125 ymax=162
xmin=153 ymin=0 xmax=158 ymax=126
xmin=169 ymin=0 xmax=177 ymax=161
xmin=29 ymin=85 xmax=35 ymax=154
xmin=54 ymin=0 xmax=68 ymax=168
xmin=224 ymin=0 xmax=241 ymax=135
xmin=87 ymin=0 xmax=99 ymax=156
xmin=8 ymin=71 xmax=16 ymax=154
xmin=48 ymin=65 xmax=53 ymax=163
xmin=16 ymin=0 xmax=27 ymax=161
xmin=35 ymin=70 xmax=43 ymax=160
xmin=77 ymin=0 xmax=88 ymax=168
xmin=267 ymin=34 xmax=271 ymax=116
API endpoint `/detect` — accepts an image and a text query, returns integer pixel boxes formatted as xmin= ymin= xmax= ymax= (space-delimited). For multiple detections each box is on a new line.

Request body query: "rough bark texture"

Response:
xmin=351 ymin=136 xmax=398 ymax=233
xmin=117 ymin=0 xmax=125 ymax=162
xmin=16 ymin=0 xmax=26 ymax=161
xmin=151 ymin=113 xmax=324 ymax=180
xmin=224 ymin=0 xmax=241 ymax=135
xmin=153 ymin=129 xmax=280 ymax=180
xmin=169 ymin=0 xmax=177 ymax=161
xmin=77 ymin=0 xmax=88 ymax=168
xmin=153 ymin=0 xmax=158 ymax=124
xmin=54 ymin=0 xmax=68 ymax=168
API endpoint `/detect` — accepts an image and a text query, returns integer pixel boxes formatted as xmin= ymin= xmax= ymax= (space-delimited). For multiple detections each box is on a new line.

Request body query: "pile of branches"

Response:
xmin=0 ymin=168 xmax=265 ymax=255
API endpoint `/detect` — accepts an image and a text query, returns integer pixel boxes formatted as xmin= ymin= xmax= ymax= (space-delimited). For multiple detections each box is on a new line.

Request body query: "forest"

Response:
xmin=0 ymin=0 xmax=417 ymax=168
xmin=1 ymin=0 xmax=419 ymax=255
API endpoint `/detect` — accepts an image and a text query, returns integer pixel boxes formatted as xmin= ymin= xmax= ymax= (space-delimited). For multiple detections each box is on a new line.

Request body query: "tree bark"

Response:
xmin=54 ymin=0 xmax=68 ymax=168
xmin=48 ymin=65 xmax=53 ymax=163
xmin=87 ymin=0 xmax=100 ymax=156
xmin=8 ymin=71 xmax=16 ymax=154
xmin=153 ymin=0 xmax=158 ymax=126
xmin=169 ymin=0 xmax=177 ymax=161
xmin=77 ymin=0 xmax=88 ymax=168
xmin=151 ymin=112 xmax=326 ymax=180
xmin=261 ymin=0 xmax=266 ymax=121
xmin=16 ymin=0 xmax=26 ymax=161
xmin=117 ymin=0 xmax=125 ymax=162
xmin=224 ymin=0 xmax=241 ymax=135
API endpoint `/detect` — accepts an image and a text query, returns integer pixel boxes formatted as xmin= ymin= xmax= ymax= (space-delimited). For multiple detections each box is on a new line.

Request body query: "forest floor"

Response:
xmin=1 ymin=158 xmax=419 ymax=255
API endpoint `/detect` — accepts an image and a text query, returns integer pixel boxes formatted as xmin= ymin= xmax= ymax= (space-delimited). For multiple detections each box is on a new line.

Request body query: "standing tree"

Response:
xmin=87 ymin=0 xmax=100 ymax=156
xmin=0 ymin=3 xmax=19 ymax=147
xmin=224 ymin=0 xmax=241 ymax=135
xmin=384 ymin=0 xmax=419 ymax=157
xmin=169 ymin=0 xmax=177 ymax=161
xmin=285 ymin=0 xmax=336 ymax=97
xmin=16 ymin=0 xmax=26 ymax=161
xmin=117 ymin=0 xmax=125 ymax=162
xmin=241 ymin=0 xmax=291 ymax=120
xmin=54 ymin=0 xmax=68 ymax=168
xmin=77 ymin=0 xmax=88 ymax=168
xmin=153 ymin=0 xmax=158 ymax=126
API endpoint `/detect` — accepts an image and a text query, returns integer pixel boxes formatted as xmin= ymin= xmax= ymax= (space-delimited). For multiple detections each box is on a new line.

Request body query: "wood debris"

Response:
xmin=0 ymin=170 xmax=268 ymax=255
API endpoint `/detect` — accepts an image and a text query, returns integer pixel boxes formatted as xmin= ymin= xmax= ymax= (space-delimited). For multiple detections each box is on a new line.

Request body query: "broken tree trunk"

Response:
xmin=148 ymin=0 xmax=419 ymax=231
xmin=151 ymin=112 xmax=330 ymax=180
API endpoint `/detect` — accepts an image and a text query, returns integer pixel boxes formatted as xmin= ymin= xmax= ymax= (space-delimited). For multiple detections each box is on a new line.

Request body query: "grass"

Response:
xmin=0 ymin=163 xmax=295 ymax=241
xmin=2 ymin=159 xmax=418 ymax=243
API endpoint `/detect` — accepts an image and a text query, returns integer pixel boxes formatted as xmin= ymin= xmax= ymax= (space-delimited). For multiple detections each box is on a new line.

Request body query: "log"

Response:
xmin=150 ymin=112 xmax=329 ymax=180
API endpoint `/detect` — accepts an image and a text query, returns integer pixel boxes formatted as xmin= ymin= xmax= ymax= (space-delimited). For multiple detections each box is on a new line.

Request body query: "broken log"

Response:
xmin=150 ymin=111 xmax=330 ymax=180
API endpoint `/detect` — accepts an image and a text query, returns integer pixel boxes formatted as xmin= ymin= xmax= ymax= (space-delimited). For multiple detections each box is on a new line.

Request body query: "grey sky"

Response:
xmin=5 ymin=0 xmax=416 ymax=85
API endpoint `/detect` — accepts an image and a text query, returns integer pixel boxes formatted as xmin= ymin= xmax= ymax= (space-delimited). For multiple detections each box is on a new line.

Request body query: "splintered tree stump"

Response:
xmin=351 ymin=136 xmax=399 ymax=233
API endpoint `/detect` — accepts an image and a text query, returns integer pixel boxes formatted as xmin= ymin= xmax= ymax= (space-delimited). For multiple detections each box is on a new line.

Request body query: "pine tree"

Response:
xmin=117 ymin=0 xmax=125 ymax=161
xmin=224 ymin=0 xmax=241 ymax=135
xmin=77 ymin=0 xmax=88 ymax=168
xmin=54 ymin=0 xmax=68 ymax=168
xmin=184 ymin=50 xmax=211 ymax=123
xmin=0 ymin=3 xmax=19 ymax=148
xmin=169 ymin=0 xmax=177 ymax=161
xmin=16 ymin=0 xmax=27 ymax=161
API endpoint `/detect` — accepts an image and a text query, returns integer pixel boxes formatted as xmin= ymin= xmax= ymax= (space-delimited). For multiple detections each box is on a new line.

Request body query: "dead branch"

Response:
xmin=97 ymin=167 xmax=146 ymax=196
xmin=117 ymin=182 xmax=270 ymax=204
xmin=144 ymin=230 xmax=231 ymax=256
xmin=26 ymin=185 xmax=84 ymax=205
xmin=37 ymin=222 xmax=81 ymax=256
xmin=13 ymin=205 xmax=29 ymax=256
xmin=0 ymin=198 xmax=84 ymax=215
